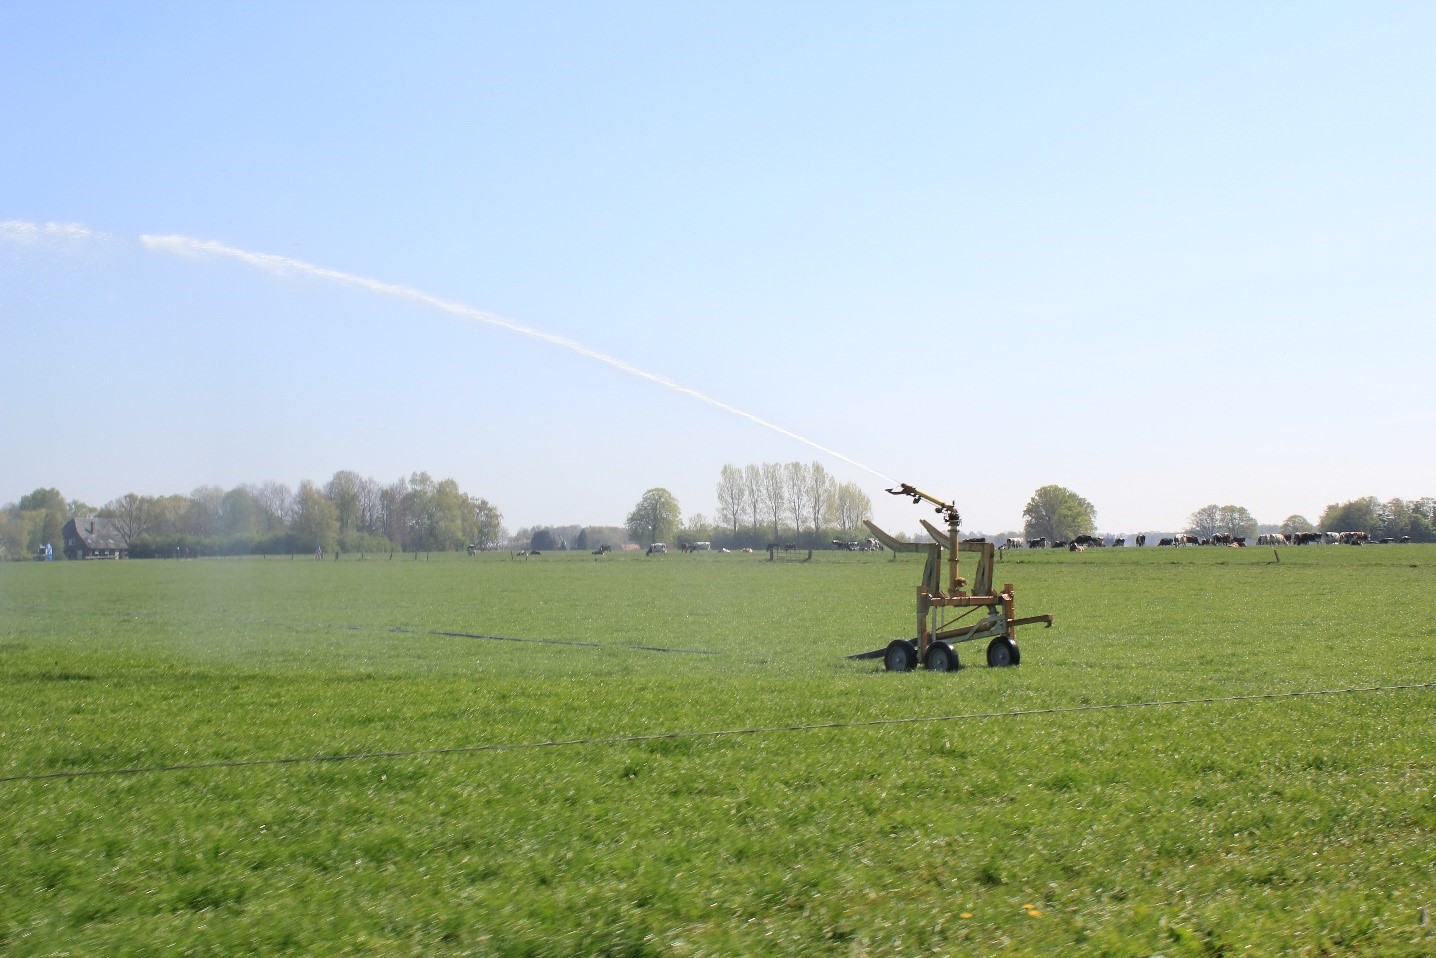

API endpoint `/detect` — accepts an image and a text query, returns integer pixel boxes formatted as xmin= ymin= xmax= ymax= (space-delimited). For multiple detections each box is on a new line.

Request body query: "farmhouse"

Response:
xmin=62 ymin=516 xmax=128 ymax=560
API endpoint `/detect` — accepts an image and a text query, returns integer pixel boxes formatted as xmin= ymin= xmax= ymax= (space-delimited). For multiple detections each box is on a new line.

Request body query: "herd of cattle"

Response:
xmin=1007 ymin=531 xmax=1404 ymax=551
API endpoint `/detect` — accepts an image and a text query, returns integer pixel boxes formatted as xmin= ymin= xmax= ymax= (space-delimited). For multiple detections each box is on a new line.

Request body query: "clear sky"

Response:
xmin=3 ymin=1 xmax=1434 ymax=537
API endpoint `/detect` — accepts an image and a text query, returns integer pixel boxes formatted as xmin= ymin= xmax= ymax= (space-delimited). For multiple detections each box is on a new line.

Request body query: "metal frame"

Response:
xmin=862 ymin=483 xmax=1052 ymax=668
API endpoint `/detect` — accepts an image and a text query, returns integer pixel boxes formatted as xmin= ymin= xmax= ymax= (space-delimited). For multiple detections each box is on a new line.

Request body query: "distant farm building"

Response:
xmin=63 ymin=516 xmax=128 ymax=560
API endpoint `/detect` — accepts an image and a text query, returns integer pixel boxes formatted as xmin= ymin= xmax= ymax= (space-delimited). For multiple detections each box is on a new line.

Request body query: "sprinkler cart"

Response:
xmin=855 ymin=483 xmax=1053 ymax=671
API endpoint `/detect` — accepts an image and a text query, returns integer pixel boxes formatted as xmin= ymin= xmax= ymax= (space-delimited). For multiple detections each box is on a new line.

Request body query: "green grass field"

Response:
xmin=2 ymin=546 xmax=1434 ymax=956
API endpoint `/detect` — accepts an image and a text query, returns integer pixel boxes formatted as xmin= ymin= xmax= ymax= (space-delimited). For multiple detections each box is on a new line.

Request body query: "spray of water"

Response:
xmin=134 ymin=232 xmax=896 ymax=483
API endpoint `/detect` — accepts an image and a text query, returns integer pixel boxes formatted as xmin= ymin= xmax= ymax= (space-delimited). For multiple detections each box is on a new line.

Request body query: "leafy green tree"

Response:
xmin=1319 ymin=496 xmax=1381 ymax=535
xmin=1218 ymin=505 xmax=1258 ymax=538
xmin=18 ymin=488 xmax=65 ymax=513
xmin=0 ymin=509 xmax=24 ymax=560
xmin=325 ymin=470 xmax=365 ymax=536
xmin=219 ymin=486 xmax=261 ymax=537
xmin=1022 ymin=485 xmax=1097 ymax=542
xmin=626 ymin=488 xmax=680 ymax=546
xmin=17 ymin=488 xmax=67 ymax=554
xmin=292 ymin=480 xmax=339 ymax=552
xmin=1280 ymin=514 xmax=1314 ymax=537
xmin=466 ymin=497 xmax=505 ymax=551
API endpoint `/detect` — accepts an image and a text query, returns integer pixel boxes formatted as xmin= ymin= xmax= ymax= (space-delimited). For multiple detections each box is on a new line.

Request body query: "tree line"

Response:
xmin=1019 ymin=487 xmax=1436 ymax=544
xmin=522 ymin=464 xmax=877 ymax=553
xmin=6 ymin=476 xmax=1434 ymax=560
xmin=0 ymin=471 xmax=506 ymax=559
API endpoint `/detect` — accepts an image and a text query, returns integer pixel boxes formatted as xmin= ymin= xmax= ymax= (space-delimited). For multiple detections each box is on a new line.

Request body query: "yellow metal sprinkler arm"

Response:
xmin=884 ymin=483 xmax=960 ymax=525
xmin=886 ymin=482 xmax=963 ymax=597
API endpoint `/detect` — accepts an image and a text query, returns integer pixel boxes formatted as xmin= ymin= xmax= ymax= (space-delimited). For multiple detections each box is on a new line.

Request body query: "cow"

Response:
xmin=1111 ymin=538 xmax=1125 ymax=547
xmin=1068 ymin=542 xmax=1087 ymax=552
xmin=1175 ymin=534 xmax=1200 ymax=547
xmin=1158 ymin=537 xmax=1175 ymax=547
xmin=1135 ymin=534 xmax=1147 ymax=547
xmin=1258 ymin=534 xmax=1288 ymax=546
xmin=1028 ymin=537 xmax=1048 ymax=549
xmin=1074 ymin=534 xmax=1102 ymax=548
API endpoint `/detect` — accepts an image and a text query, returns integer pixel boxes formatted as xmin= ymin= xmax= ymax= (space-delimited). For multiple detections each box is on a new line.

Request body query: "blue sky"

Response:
xmin=3 ymin=1 xmax=1434 ymax=536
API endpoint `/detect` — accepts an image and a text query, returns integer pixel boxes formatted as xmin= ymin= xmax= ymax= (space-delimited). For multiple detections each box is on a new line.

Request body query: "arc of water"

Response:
xmin=138 ymin=233 xmax=895 ymax=483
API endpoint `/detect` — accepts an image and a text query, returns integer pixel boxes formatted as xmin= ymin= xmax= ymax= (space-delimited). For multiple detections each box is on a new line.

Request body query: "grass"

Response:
xmin=2 ymin=546 xmax=1434 ymax=955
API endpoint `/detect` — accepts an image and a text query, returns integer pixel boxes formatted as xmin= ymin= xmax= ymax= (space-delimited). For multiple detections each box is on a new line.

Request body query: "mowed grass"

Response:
xmin=1 ymin=546 xmax=1434 ymax=956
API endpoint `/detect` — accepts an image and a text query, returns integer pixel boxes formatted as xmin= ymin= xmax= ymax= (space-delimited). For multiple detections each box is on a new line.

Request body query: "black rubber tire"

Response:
xmin=924 ymin=640 xmax=958 ymax=672
xmin=986 ymin=636 xmax=1020 ymax=667
xmin=883 ymin=639 xmax=918 ymax=672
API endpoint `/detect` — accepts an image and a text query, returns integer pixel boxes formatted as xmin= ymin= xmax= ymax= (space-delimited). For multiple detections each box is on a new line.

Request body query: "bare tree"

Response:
xmin=832 ymin=482 xmax=872 ymax=533
xmin=743 ymin=464 xmax=763 ymax=535
xmin=785 ymin=461 xmax=810 ymax=535
xmin=760 ymin=463 xmax=786 ymax=538
xmin=1187 ymin=504 xmax=1222 ymax=539
xmin=101 ymin=493 xmax=153 ymax=543
xmin=716 ymin=464 xmax=745 ymax=537
xmin=806 ymin=461 xmax=834 ymax=535
xmin=254 ymin=481 xmax=295 ymax=530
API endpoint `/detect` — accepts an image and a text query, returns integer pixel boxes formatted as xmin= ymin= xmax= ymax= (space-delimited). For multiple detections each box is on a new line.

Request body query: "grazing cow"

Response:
xmin=1174 ymin=534 xmax=1200 ymax=547
xmin=1074 ymin=534 xmax=1102 ymax=548
xmin=1111 ymin=538 xmax=1125 ymax=547
xmin=1258 ymin=534 xmax=1288 ymax=546
xmin=1158 ymin=538 xmax=1175 ymax=547
xmin=1027 ymin=537 xmax=1048 ymax=549
xmin=1052 ymin=540 xmax=1069 ymax=550
xmin=1136 ymin=534 xmax=1147 ymax=547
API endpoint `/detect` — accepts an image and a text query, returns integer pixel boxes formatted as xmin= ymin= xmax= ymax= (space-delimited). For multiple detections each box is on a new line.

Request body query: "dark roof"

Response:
xmin=65 ymin=516 xmax=128 ymax=549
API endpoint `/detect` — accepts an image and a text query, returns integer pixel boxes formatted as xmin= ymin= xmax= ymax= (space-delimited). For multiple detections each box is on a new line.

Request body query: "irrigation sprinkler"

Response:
xmin=853 ymin=483 xmax=1053 ymax=671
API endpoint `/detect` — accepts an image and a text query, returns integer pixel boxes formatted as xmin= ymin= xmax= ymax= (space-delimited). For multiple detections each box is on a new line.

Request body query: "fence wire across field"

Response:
xmin=4 ymin=682 xmax=1433 ymax=786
